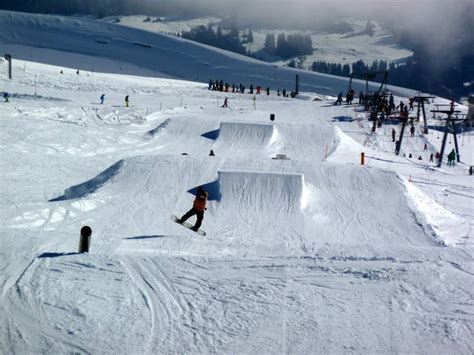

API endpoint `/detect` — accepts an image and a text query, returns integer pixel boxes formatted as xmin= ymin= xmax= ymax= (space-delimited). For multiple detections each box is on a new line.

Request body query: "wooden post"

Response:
xmin=78 ymin=226 xmax=92 ymax=253
xmin=360 ymin=152 xmax=365 ymax=165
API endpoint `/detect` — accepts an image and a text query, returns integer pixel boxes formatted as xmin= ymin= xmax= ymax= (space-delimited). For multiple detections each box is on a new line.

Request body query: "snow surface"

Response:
xmin=1 ymin=11 xmax=473 ymax=354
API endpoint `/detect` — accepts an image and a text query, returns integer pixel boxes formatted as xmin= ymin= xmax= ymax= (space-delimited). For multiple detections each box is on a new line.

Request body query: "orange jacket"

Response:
xmin=193 ymin=192 xmax=208 ymax=211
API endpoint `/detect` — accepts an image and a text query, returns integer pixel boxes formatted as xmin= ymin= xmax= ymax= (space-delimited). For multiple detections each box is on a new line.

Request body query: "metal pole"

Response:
xmin=438 ymin=119 xmax=450 ymax=167
xmin=452 ymin=119 xmax=461 ymax=162
xmin=421 ymin=101 xmax=428 ymax=133
xmin=396 ymin=118 xmax=407 ymax=155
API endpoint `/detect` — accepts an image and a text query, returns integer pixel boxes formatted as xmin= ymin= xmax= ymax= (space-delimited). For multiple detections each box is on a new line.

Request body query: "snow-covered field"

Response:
xmin=1 ymin=11 xmax=473 ymax=354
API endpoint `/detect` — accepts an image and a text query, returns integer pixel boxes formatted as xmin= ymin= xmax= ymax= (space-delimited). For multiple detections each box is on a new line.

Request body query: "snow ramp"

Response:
xmin=217 ymin=170 xmax=304 ymax=215
xmin=215 ymin=122 xmax=277 ymax=153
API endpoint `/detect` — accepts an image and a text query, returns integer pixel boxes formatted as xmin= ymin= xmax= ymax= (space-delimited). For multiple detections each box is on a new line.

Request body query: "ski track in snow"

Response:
xmin=0 ymin=13 xmax=473 ymax=354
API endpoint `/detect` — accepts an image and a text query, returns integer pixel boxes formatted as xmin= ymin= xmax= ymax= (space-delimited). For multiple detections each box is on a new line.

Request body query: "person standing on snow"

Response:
xmin=178 ymin=186 xmax=208 ymax=231
xmin=391 ymin=128 xmax=396 ymax=142
xmin=125 ymin=95 xmax=129 ymax=107
xmin=100 ymin=94 xmax=105 ymax=104
xmin=447 ymin=149 xmax=456 ymax=166
xmin=221 ymin=98 xmax=229 ymax=108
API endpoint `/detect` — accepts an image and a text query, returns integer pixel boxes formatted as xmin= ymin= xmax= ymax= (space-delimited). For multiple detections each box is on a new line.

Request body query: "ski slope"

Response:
xmin=1 ymin=11 xmax=473 ymax=355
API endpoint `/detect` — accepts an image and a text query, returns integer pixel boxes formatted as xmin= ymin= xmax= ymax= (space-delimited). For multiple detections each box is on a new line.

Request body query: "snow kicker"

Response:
xmin=217 ymin=170 xmax=304 ymax=214
xmin=215 ymin=122 xmax=277 ymax=152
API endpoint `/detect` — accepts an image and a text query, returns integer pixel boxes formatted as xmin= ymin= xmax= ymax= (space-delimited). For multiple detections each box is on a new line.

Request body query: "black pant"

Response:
xmin=181 ymin=208 xmax=204 ymax=229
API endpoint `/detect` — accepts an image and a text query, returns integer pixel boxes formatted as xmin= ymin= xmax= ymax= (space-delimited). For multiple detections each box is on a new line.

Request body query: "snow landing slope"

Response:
xmin=0 ymin=14 xmax=473 ymax=355
xmin=0 ymin=10 xmax=418 ymax=97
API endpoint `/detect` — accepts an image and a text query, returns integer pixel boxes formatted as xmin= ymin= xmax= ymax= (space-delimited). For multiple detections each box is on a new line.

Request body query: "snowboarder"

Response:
xmin=177 ymin=186 xmax=208 ymax=231
xmin=221 ymin=98 xmax=229 ymax=108
xmin=125 ymin=95 xmax=129 ymax=107
xmin=100 ymin=94 xmax=105 ymax=104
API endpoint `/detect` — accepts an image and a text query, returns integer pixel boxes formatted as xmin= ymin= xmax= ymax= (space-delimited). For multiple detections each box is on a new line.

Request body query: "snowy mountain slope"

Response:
xmin=1 ymin=19 xmax=473 ymax=355
xmin=0 ymin=10 xmax=416 ymax=98
xmin=101 ymin=15 xmax=412 ymax=68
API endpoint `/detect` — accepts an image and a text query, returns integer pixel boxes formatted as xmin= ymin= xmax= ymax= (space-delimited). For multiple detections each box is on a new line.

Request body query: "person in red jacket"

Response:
xmin=178 ymin=186 xmax=208 ymax=231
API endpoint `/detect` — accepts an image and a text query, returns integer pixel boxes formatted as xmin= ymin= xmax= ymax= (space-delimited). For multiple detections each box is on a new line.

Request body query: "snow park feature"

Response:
xmin=1 ymin=10 xmax=473 ymax=355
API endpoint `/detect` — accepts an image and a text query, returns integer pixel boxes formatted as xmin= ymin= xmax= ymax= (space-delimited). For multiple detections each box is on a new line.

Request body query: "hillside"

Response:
xmin=0 ymin=11 xmax=473 ymax=354
xmin=0 ymin=10 xmax=415 ymax=97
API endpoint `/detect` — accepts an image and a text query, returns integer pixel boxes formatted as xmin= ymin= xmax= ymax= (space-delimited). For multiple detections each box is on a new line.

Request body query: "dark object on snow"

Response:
xmin=270 ymin=114 xmax=275 ymax=121
xmin=209 ymin=150 xmax=215 ymax=156
xmin=78 ymin=226 xmax=92 ymax=253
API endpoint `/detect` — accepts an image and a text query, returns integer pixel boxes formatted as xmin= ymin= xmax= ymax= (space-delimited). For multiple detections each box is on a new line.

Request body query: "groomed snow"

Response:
xmin=1 ymin=11 xmax=473 ymax=354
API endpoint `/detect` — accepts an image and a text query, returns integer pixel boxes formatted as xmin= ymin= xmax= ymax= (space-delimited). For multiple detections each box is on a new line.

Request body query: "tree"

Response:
xmin=264 ymin=34 xmax=276 ymax=55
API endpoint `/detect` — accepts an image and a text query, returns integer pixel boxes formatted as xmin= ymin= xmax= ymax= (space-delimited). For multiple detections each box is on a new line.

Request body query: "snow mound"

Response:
xmin=50 ymin=160 xmax=124 ymax=201
xmin=215 ymin=122 xmax=276 ymax=151
xmin=402 ymin=178 xmax=471 ymax=246
xmin=217 ymin=170 xmax=304 ymax=214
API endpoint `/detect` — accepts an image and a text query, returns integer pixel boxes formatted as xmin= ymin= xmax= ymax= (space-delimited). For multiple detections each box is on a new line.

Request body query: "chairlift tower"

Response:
xmin=431 ymin=109 xmax=464 ymax=167
xmin=412 ymin=94 xmax=435 ymax=134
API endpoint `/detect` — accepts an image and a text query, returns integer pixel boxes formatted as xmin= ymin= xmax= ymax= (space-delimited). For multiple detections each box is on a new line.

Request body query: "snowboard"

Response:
xmin=172 ymin=215 xmax=206 ymax=236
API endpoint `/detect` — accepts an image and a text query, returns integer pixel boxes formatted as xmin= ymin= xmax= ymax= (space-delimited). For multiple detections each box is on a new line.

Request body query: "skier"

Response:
xmin=208 ymin=79 xmax=212 ymax=90
xmin=335 ymin=92 xmax=343 ymax=106
xmin=410 ymin=125 xmax=415 ymax=137
xmin=178 ymin=186 xmax=208 ymax=232
xmin=266 ymin=87 xmax=270 ymax=95
xmin=125 ymin=95 xmax=129 ymax=107
xmin=423 ymin=143 xmax=427 ymax=151
xmin=3 ymin=92 xmax=9 ymax=102
xmin=221 ymin=98 xmax=229 ymax=108
xmin=100 ymin=94 xmax=105 ymax=104
xmin=430 ymin=153 xmax=434 ymax=162
xmin=249 ymin=84 xmax=254 ymax=94
xmin=391 ymin=128 xmax=396 ymax=142
xmin=435 ymin=151 xmax=440 ymax=163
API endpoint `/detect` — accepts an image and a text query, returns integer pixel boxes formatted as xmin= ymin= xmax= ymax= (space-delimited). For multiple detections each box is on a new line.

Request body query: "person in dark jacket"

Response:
xmin=178 ymin=186 xmax=208 ymax=231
